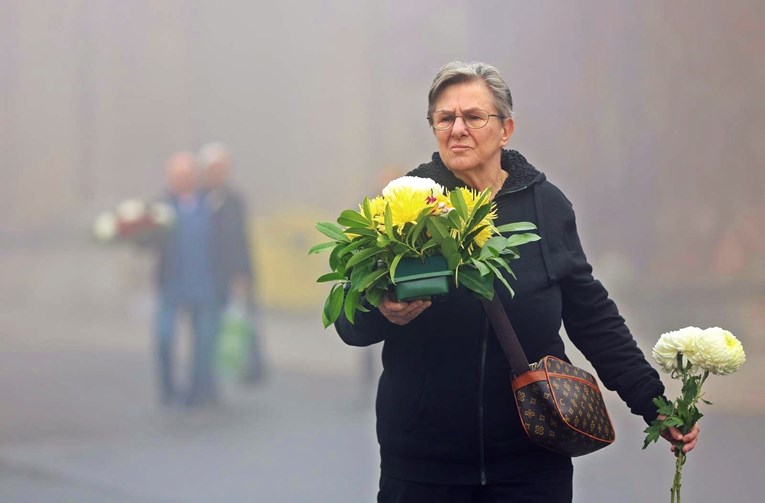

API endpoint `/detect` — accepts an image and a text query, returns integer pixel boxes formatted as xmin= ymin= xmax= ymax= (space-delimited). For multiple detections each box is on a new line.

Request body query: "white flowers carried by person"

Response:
xmin=92 ymin=199 xmax=175 ymax=244
xmin=651 ymin=326 xmax=746 ymax=375
xmin=644 ymin=326 xmax=746 ymax=502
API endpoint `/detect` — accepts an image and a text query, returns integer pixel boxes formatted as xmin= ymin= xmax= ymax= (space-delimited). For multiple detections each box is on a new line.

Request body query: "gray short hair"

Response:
xmin=427 ymin=61 xmax=513 ymax=124
xmin=197 ymin=141 xmax=230 ymax=167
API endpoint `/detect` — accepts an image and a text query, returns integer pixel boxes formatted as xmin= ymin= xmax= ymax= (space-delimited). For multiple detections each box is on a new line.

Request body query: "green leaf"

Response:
xmin=329 ymin=244 xmax=343 ymax=272
xmin=420 ymin=238 xmax=439 ymax=254
xmin=337 ymin=209 xmax=370 ymax=228
xmin=468 ymin=189 xmax=491 ymax=219
xmin=457 ymin=267 xmax=494 ymax=299
xmin=654 ymin=397 xmax=675 ymax=416
xmin=485 ymin=261 xmax=514 ymax=296
xmin=449 ymin=188 xmax=469 ymax=220
xmin=376 ymin=234 xmax=390 ymax=248
xmin=465 ymin=203 xmax=492 ymax=234
xmin=316 ymin=272 xmax=345 ymax=283
xmin=345 ymin=247 xmax=385 ymax=269
xmin=642 ymin=425 xmax=662 ymax=449
xmin=447 ymin=209 xmax=463 ymax=229
xmin=441 ymin=237 xmax=461 ymax=270
xmin=336 ymin=239 xmax=366 ymax=261
xmin=495 ymin=221 xmax=537 ymax=233
xmin=463 ymin=225 xmax=489 ymax=251
xmin=343 ymin=288 xmax=362 ymax=324
xmin=308 ymin=242 xmax=337 ymax=255
xmin=489 ymin=257 xmax=516 ymax=278
xmin=343 ymin=227 xmax=378 ymax=238
xmin=322 ymin=284 xmax=345 ymax=328
xmin=506 ymin=232 xmax=541 ymax=248
xmin=316 ymin=222 xmax=350 ymax=243
xmin=349 ymin=263 xmax=373 ymax=291
xmin=356 ymin=268 xmax=389 ymax=291
xmin=480 ymin=236 xmax=506 ymax=259
xmin=425 ymin=217 xmax=448 ymax=243
xmin=365 ymin=286 xmax=386 ymax=307
xmin=470 ymin=258 xmax=491 ymax=276
xmin=389 ymin=253 xmax=405 ymax=283
xmin=384 ymin=204 xmax=395 ymax=240
xmin=406 ymin=207 xmax=433 ymax=246
xmin=361 ymin=197 xmax=372 ymax=221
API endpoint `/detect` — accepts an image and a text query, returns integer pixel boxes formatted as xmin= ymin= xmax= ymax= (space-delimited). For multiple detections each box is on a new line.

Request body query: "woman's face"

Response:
xmin=431 ymin=80 xmax=514 ymax=176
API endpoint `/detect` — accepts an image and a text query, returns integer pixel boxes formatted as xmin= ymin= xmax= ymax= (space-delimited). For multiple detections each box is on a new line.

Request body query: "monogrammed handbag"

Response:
xmin=481 ymin=293 xmax=615 ymax=457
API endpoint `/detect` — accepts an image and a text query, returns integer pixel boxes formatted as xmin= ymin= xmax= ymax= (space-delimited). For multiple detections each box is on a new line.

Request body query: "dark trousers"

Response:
xmin=378 ymin=468 xmax=573 ymax=503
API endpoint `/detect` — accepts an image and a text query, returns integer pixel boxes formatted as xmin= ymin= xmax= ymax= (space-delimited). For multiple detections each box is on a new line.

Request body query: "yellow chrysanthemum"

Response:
xmin=385 ymin=190 xmax=433 ymax=232
xmin=366 ymin=196 xmax=386 ymax=220
xmin=381 ymin=177 xmax=443 ymax=234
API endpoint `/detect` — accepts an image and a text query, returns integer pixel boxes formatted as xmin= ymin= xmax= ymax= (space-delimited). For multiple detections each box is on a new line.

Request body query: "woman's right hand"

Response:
xmin=378 ymin=293 xmax=431 ymax=325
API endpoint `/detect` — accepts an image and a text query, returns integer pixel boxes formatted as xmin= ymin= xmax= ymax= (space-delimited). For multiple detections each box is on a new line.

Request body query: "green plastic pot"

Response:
xmin=393 ymin=255 xmax=453 ymax=302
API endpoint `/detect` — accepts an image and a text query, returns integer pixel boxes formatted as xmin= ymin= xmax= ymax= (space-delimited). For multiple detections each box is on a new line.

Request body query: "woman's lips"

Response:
xmin=450 ymin=145 xmax=470 ymax=152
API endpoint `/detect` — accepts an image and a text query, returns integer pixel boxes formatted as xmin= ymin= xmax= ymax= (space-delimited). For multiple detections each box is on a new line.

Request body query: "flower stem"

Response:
xmin=672 ymin=448 xmax=685 ymax=503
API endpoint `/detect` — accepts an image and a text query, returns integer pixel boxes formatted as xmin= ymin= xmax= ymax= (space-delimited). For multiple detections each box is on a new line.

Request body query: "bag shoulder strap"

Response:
xmin=480 ymin=291 xmax=530 ymax=377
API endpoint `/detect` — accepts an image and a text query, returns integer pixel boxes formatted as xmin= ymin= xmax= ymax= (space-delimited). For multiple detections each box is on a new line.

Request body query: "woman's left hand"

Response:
xmin=659 ymin=416 xmax=700 ymax=454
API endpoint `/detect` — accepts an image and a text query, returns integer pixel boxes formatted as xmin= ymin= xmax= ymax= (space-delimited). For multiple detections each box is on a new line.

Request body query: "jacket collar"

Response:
xmin=413 ymin=149 xmax=544 ymax=193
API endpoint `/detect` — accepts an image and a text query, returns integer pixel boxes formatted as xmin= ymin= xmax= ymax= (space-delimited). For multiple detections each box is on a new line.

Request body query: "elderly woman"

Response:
xmin=335 ymin=61 xmax=699 ymax=502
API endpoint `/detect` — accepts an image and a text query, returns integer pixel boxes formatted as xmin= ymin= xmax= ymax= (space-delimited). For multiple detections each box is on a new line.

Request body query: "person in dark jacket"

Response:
xmin=198 ymin=142 xmax=253 ymax=305
xmin=199 ymin=142 xmax=265 ymax=384
xmin=334 ymin=61 xmax=700 ymax=502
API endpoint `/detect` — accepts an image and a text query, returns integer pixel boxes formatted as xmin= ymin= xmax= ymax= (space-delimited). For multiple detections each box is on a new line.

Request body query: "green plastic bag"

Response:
xmin=216 ymin=302 xmax=252 ymax=380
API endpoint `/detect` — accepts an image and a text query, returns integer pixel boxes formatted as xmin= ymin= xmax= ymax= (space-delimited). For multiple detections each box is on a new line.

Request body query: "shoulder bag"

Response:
xmin=481 ymin=292 xmax=615 ymax=457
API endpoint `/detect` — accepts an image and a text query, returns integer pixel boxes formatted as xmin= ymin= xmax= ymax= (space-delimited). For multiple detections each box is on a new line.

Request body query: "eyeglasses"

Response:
xmin=428 ymin=109 xmax=504 ymax=131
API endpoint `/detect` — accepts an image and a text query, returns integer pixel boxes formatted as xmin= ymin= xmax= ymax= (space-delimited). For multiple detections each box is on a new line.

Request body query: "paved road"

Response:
xmin=0 ymin=307 xmax=761 ymax=502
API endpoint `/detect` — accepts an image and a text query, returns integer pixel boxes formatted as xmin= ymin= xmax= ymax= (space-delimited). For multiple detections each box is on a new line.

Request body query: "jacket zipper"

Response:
xmin=478 ymin=319 xmax=488 ymax=486
xmin=495 ymin=184 xmax=528 ymax=200
xmin=478 ymin=182 xmax=530 ymax=485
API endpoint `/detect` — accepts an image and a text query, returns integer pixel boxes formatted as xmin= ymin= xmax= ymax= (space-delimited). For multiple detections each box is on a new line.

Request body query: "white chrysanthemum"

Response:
xmin=693 ymin=327 xmax=746 ymax=375
xmin=93 ymin=212 xmax=117 ymax=241
xmin=381 ymin=176 xmax=444 ymax=199
xmin=149 ymin=202 xmax=175 ymax=227
xmin=116 ymin=199 xmax=146 ymax=222
xmin=651 ymin=326 xmax=703 ymax=372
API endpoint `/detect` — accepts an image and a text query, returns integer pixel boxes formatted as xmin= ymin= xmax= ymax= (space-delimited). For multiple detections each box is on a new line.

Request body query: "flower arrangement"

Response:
xmin=92 ymin=199 xmax=175 ymax=244
xmin=309 ymin=176 xmax=539 ymax=327
xmin=643 ymin=326 xmax=746 ymax=502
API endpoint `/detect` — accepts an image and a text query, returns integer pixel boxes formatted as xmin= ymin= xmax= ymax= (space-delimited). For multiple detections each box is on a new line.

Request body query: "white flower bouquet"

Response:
xmin=93 ymin=199 xmax=175 ymax=244
xmin=643 ymin=326 xmax=746 ymax=502
xmin=310 ymin=176 xmax=539 ymax=327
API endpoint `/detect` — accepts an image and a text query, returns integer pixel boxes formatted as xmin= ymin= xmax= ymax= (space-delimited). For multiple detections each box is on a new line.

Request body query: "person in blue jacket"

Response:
xmin=154 ymin=152 xmax=220 ymax=408
xmin=334 ymin=61 xmax=700 ymax=503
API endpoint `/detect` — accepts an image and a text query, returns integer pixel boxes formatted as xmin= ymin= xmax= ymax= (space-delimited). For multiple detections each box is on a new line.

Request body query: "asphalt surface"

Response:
xmin=0 ymin=305 xmax=761 ymax=502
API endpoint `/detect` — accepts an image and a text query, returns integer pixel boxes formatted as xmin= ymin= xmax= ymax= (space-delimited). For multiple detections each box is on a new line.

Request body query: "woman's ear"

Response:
xmin=500 ymin=117 xmax=515 ymax=147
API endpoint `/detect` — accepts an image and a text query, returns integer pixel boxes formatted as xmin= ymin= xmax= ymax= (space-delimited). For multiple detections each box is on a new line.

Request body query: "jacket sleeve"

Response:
xmin=555 ymin=195 xmax=664 ymax=423
xmin=334 ymin=293 xmax=417 ymax=347
xmin=334 ymin=305 xmax=387 ymax=347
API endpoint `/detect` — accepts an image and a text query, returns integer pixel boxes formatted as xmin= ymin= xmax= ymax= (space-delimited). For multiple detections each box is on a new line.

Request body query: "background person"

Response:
xmin=198 ymin=142 xmax=264 ymax=384
xmin=334 ymin=61 xmax=699 ymax=502
xmin=154 ymin=151 xmax=221 ymax=409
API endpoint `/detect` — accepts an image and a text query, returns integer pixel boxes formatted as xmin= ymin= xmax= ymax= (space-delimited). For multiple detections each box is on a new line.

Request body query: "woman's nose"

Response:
xmin=451 ymin=116 xmax=469 ymax=136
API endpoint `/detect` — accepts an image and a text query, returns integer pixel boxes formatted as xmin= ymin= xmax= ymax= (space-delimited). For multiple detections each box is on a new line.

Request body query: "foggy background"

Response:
xmin=1 ymin=1 xmax=762 ymax=501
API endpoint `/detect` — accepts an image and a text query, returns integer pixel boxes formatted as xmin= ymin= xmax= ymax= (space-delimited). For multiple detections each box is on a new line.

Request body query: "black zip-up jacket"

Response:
xmin=335 ymin=150 xmax=664 ymax=485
